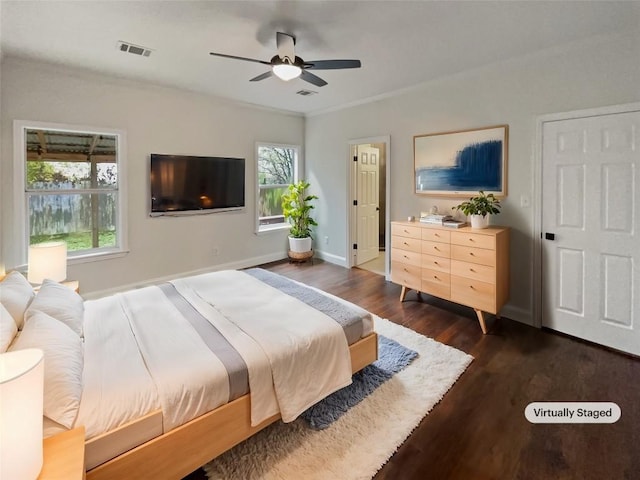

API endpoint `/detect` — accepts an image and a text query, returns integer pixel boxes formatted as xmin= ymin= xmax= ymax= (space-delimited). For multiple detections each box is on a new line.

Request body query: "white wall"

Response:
xmin=306 ymin=31 xmax=640 ymax=325
xmin=1 ymin=57 xmax=304 ymax=295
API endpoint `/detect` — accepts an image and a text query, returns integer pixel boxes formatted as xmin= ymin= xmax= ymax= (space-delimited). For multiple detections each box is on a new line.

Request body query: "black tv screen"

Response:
xmin=150 ymin=154 xmax=245 ymax=215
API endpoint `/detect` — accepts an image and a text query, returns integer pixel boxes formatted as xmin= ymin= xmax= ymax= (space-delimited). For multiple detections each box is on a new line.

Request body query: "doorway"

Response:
xmin=348 ymin=136 xmax=390 ymax=278
xmin=537 ymin=103 xmax=640 ymax=356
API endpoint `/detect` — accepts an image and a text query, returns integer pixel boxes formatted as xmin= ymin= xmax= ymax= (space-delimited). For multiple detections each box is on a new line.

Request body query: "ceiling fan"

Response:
xmin=209 ymin=32 xmax=361 ymax=87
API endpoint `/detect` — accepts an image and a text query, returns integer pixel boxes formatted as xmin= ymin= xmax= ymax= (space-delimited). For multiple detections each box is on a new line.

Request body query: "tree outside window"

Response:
xmin=257 ymin=144 xmax=298 ymax=231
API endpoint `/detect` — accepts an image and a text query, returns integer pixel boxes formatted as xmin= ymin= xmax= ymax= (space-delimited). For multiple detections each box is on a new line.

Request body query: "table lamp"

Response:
xmin=27 ymin=242 xmax=67 ymax=284
xmin=0 ymin=348 xmax=45 ymax=479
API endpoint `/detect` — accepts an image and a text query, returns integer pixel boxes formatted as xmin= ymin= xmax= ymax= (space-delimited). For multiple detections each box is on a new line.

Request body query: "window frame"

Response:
xmin=13 ymin=120 xmax=129 ymax=265
xmin=255 ymin=142 xmax=300 ymax=234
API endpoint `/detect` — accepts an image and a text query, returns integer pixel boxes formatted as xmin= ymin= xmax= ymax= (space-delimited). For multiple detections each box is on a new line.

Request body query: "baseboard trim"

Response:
xmin=313 ymin=250 xmax=348 ymax=267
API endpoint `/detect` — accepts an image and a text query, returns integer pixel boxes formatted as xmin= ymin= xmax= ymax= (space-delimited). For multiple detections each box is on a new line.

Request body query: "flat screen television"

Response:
xmin=150 ymin=154 xmax=245 ymax=216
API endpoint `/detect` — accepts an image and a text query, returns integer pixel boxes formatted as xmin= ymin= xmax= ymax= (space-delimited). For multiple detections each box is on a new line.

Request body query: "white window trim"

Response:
xmin=255 ymin=142 xmax=301 ymax=234
xmin=13 ymin=120 xmax=129 ymax=265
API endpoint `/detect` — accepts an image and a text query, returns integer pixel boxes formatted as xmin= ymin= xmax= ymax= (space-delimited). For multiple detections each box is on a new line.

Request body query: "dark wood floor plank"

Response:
xmin=183 ymin=260 xmax=638 ymax=480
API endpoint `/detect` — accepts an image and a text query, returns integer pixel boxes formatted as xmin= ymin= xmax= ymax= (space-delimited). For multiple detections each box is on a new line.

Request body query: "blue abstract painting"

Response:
xmin=414 ymin=125 xmax=507 ymax=196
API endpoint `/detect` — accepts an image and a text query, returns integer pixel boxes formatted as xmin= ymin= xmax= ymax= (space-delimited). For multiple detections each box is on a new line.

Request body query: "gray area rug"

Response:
xmin=301 ymin=334 xmax=418 ymax=429
xmin=204 ymin=318 xmax=473 ymax=480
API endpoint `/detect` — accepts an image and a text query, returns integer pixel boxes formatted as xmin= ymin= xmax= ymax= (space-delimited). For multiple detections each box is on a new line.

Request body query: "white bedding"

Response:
xmin=173 ymin=270 xmax=353 ymax=423
xmin=68 ymin=269 xmax=373 ymax=443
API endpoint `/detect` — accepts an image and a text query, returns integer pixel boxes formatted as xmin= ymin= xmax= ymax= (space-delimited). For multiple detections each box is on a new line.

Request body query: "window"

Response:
xmin=14 ymin=121 xmax=127 ymax=263
xmin=256 ymin=143 xmax=299 ymax=232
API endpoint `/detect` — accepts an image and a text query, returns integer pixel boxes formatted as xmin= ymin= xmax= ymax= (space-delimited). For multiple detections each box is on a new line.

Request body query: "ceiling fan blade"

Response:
xmin=209 ymin=52 xmax=271 ymax=66
xmin=305 ymin=59 xmax=362 ymax=70
xmin=250 ymin=71 xmax=273 ymax=82
xmin=276 ymin=32 xmax=295 ymax=62
xmin=300 ymin=70 xmax=327 ymax=87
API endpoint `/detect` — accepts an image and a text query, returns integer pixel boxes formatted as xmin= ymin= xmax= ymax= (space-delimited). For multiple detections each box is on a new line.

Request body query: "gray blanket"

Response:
xmin=244 ymin=268 xmax=365 ymax=345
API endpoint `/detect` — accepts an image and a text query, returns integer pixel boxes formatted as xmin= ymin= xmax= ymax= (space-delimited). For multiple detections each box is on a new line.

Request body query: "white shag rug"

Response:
xmin=203 ymin=317 xmax=473 ymax=480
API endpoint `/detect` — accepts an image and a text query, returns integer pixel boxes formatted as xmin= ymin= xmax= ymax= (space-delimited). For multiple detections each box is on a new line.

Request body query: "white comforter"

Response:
xmin=77 ymin=270 xmax=355 ymax=437
xmin=172 ymin=271 xmax=353 ymax=424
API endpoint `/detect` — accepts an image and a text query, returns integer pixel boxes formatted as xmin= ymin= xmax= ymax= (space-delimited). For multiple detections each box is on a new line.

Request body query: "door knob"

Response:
xmin=545 ymin=232 xmax=555 ymax=240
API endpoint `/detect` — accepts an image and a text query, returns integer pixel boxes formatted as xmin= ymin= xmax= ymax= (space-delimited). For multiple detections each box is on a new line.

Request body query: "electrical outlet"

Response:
xmin=324 ymin=236 xmax=329 ymax=245
xmin=520 ymin=195 xmax=530 ymax=208
xmin=212 ymin=247 xmax=219 ymax=256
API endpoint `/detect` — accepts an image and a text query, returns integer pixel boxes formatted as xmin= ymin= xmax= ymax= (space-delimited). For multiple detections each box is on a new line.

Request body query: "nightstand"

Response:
xmin=38 ymin=426 xmax=86 ymax=480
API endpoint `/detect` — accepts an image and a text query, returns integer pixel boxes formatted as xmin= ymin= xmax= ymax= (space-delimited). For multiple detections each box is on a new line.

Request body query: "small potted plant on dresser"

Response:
xmin=281 ymin=180 xmax=318 ymax=254
xmin=452 ymin=191 xmax=501 ymax=229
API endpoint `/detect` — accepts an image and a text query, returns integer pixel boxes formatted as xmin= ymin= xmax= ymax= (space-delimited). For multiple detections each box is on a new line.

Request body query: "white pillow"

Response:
xmin=9 ymin=310 xmax=84 ymax=429
xmin=0 ymin=271 xmax=35 ymax=329
xmin=0 ymin=303 xmax=18 ymax=352
xmin=26 ymin=279 xmax=84 ymax=337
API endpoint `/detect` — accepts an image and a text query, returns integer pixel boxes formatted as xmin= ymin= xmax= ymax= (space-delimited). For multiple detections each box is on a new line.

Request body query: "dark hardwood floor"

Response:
xmin=184 ymin=259 xmax=639 ymax=480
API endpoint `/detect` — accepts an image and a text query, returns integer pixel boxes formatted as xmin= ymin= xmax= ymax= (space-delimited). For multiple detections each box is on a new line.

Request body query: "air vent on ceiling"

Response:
xmin=296 ymin=89 xmax=318 ymax=96
xmin=117 ymin=41 xmax=153 ymax=57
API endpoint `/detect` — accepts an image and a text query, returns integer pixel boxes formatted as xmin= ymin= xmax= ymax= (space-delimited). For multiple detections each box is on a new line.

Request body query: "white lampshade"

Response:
xmin=0 ymin=348 xmax=45 ymax=480
xmin=272 ymin=63 xmax=302 ymax=81
xmin=28 ymin=242 xmax=67 ymax=284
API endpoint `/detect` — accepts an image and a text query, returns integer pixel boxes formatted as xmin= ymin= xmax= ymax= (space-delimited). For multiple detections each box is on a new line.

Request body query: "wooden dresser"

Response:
xmin=391 ymin=221 xmax=510 ymax=334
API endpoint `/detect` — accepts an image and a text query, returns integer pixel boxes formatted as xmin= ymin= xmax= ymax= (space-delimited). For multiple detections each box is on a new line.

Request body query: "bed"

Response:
xmin=0 ymin=267 xmax=378 ymax=480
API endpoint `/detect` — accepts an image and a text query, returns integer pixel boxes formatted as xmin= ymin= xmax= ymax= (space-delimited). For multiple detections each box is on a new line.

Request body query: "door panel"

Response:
xmin=541 ymin=109 xmax=640 ymax=355
xmin=356 ymin=146 xmax=380 ymax=265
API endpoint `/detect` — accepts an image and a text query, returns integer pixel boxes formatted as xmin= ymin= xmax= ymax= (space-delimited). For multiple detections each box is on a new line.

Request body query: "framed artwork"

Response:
xmin=361 ymin=152 xmax=368 ymax=164
xmin=370 ymin=153 xmax=377 ymax=165
xmin=414 ymin=125 xmax=508 ymax=197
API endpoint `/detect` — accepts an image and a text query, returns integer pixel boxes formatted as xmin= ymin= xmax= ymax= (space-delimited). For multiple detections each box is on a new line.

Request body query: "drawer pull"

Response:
xmin=403 ymin=255 xmax=409 ymax=259
xmin=469 ymin=285 xmax=475 ymax=290
xmin=434 ymin=247 xmax=439 ymax=251
xmin=468 ymin=238 xmax=475 ymax=242
xmin=469 ymin=252 xmax=475 ymax=256
xmin=404 ymin=241 xmax=409 ymax=245
xmin=434 ymin=261 xmax=439 ymax=265
xmin=404 ymin=268 xmax=409 ymax=272
xmin=404 ymin=229 xmax=409 ymax=233
xmin=470 ymin=268 xmax=476 ymax=272
xmin=433 ymin=275 xmax=439 ymax=280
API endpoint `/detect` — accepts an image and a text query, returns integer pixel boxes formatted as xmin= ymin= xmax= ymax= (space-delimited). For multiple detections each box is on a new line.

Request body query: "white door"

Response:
xmin=541 ymin=109 xmax=640 ymax=355
xmin=356 ymin=145 xmax=380 ymax=265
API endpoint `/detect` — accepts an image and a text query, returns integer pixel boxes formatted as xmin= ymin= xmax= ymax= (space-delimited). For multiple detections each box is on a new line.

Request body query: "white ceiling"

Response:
xmin=2 ymin=1 xmax=638 ymax=115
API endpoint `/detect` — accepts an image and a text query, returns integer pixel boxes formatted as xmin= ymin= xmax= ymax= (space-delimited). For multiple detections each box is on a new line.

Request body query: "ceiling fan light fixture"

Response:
xmin=272 ymin=63 xmax=302 ymax=81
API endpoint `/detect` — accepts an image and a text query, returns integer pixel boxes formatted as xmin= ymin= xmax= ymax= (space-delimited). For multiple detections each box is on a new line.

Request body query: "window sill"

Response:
xmin=68 ymin=249 xmax=130 ymax=265
xmin=256 ymin=224 xmax=290 ymax=236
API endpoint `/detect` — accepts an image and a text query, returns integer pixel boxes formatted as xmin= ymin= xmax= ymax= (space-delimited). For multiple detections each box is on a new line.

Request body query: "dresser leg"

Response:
xmin=400 ymin=286 xmax=408 ymax=301
xmin=474 ymin=309 xmax=488 ymax=334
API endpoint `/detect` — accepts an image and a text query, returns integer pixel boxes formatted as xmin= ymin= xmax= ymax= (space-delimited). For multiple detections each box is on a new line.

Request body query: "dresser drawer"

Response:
xmin=451 ymin=245 xmax=496 ymax=267
xmin=391 ymin=261 xmax=422 ymax=291
xmin=422 ymin=253 xmax=450 ymax=273
xmin=450 ymin=231 xmax=496 ymax=250
xmin=391 ymin=223 xmax=422 ymax=240
xmin=391 ymin=235 xmax=422 ymax=253
xmin=422 ymin=229 xmax=451 ymax=243
xmin=422 ymin=240 xmax=451 ymax=258
xmin=422 ymin=268 xmax=451 ymax=299
xmin=391 ymin=248 xmax=421 ymax=266
xmin=450 ymin=275 xmax=496 ymax=313
xmin=450 ymin=259 xmax=495 ymax=284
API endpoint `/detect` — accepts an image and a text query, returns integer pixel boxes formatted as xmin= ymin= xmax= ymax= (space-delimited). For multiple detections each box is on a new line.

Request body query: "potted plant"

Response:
xmin=452 ymin=191 xmax=501 ymax=229
xmin=281 ymin=180 xmax=318 ymax=252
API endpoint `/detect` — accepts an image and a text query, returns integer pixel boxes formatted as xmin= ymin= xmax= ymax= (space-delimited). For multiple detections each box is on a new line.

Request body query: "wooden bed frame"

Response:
xmin=86 ymin=332 xmax=378 ymax=480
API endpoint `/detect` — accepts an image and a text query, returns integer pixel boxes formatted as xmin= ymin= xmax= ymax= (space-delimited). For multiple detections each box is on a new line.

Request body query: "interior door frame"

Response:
xmin=347 ymin=135 xmax=391 ymax=280
xmin=533 ymin=101 xmax=640 ymax=329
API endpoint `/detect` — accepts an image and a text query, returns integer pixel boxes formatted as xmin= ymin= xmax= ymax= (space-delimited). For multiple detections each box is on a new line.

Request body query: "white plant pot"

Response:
xmin=288 ymin=236 xmax=312 ymax=253
xmin=470 ymin=214 xmax=489 ymax=229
